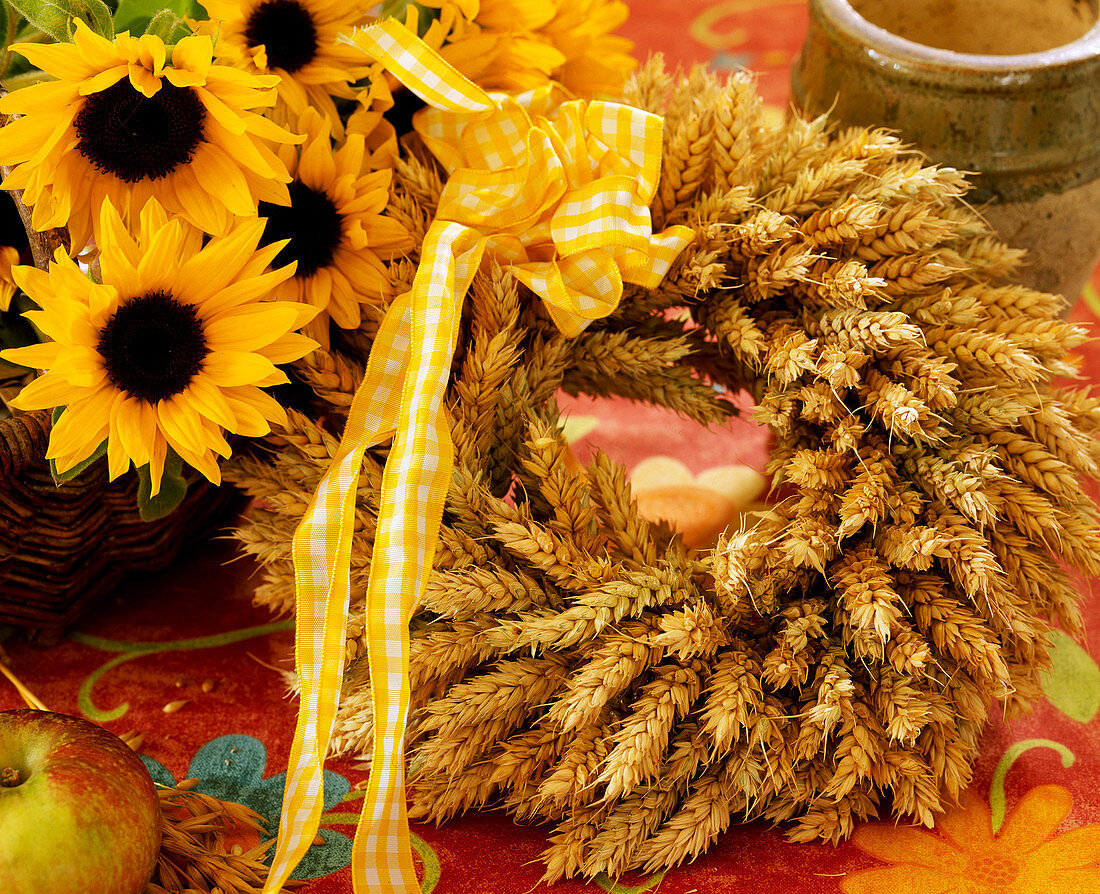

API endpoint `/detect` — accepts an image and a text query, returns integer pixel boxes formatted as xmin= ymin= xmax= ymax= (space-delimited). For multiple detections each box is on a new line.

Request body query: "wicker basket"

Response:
xmin=0 ymin=409 xmax=242 ymax=636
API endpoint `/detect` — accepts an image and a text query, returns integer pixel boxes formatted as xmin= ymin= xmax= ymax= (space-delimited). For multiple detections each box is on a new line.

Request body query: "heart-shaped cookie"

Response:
xmin=629 ymin=456 xmax=767 ymax=549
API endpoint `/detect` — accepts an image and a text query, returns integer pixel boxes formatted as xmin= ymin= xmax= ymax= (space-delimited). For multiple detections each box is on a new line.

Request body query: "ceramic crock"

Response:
xmin=791 ymin=0 xmax=1100 ymax=304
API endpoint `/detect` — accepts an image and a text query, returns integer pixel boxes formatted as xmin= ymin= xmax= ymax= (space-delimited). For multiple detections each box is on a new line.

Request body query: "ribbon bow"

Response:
xmin=262 ymin=18 xmax=694 ymax=894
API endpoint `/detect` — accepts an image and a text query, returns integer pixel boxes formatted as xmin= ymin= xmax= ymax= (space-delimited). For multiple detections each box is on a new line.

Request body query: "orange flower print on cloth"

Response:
xmin=842 ymin=784 xmax=1100 ymax=893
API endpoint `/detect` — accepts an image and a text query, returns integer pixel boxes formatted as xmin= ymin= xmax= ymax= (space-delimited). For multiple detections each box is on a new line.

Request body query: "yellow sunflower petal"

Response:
xmin=7 ymin=371 xmax=83 ymax=410
xmin=0 ymin=95 xmax=77 ymax=158
xmin=203 ymin=302 xmax=309 ymax=352
xmin=157 ymin=394 xmax=210 ymax=457
xmin=359 ymin=215 xmax=415 ymax=251
xmin=223 ymin=385 xmax=285 ymax=436
xmin=334 ymin=246 xmax=390 ymax=295
xmin=229 ymin=384 xmax=287 ymax=427
xmin=170 ymin=34 xmax=214 ymax=82
xmin=161 ymin=428 xmax=221 ymax=485
xmin=252 ymin=369 xmax=290 ymax=388
xmin=196 ymin=85 xmax=249 ymax=135
xmin=203 ymin=350 xmax=282 ymax=387
xmin=298 ymin=125 xmax=337 ymax=189
xmin=97 ymin=200 xmax=143 ymax=294
xmin=201 ymin=416 xmax=233 ymax=457
xmin=147 ymin=430 xmax=168 ymax=496
xmin=189 ymin=448 xmax=223 ymax=485
xmin=184 ymin=375 xmax=238 ymax=430
xmin=244 ymin=111 xmax=304 ymax=145
xmin=53 ymin=345 xmax=106 ymax=388
xmin=78 ymin=65 xmax=129 ymax=96
xmin=133 ymin=33 xmax=167 ymax=76
xmin=127 ymin=63 xmax=163 ymax=98
xmin=11 ymin=264 xmax=54 ymax=303
xmin=173 ymin=220 xmax=268 ymax=306
xmin=257 ymin=331 xmax=319 ymax=365
xmin=191 ymin=143 xmax=259 ymax=216
xmin=204 ymin=115 xmax=284 ymax=180
xmin=196 ymin=263 xmax=298 ymax=318
xmin=46 ymin=386 xmax=114 ymax=464
xmin=137 ymin=195 xmax=171 ymax=240
xmin=71 ymin=17 xmax=122 ymax=69
xmin=1 ymin=341 xmax=62 ymax=370
xmin=136 ymin=219 xmax=188 ymax=292
xmin=106 ymin=391 xmax=132 ymax=480
xmin=113 ymin=395 xmax=153 ymax=468
xmin=10 ymin=40 xmax=94 ymax=82
xmin=173 ymin=162 xmax=232 ymax=235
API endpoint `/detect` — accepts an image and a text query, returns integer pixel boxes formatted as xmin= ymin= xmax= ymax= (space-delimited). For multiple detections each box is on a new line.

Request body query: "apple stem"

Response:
xmin=1 ymin=766 xmax=21 ymax=787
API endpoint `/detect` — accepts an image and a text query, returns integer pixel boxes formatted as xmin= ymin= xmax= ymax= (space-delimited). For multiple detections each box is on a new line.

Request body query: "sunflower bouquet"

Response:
xmin=0 ymin=2 xmax=651 ymax=882
xmin=0 ymin=0 xmax=636 ymax=518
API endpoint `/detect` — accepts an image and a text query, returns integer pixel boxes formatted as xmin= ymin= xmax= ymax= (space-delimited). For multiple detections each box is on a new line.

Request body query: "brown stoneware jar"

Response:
xmin=791 ymin=0 xmax=1100 ymax=304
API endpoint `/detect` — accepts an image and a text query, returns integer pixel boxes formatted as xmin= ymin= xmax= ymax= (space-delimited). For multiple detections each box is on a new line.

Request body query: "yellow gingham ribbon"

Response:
xmin=263 ymin=18 xmax=694 ymax=894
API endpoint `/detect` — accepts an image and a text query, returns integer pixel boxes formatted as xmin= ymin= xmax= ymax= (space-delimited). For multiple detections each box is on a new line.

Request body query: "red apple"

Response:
xmin=0 ymin=709 xmax=162 ymax=894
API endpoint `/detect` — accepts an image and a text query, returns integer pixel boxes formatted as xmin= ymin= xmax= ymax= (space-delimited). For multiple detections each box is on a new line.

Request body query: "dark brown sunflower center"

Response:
xmin=73 ymin=80 xmax=206 ymax=183
xmin=244 ymin=0 xmax=319 ymax=73
xmin=258 ymin=181 xmax=343 ymax=278
xmin=97 ymin=291 xmax=208 ymax=405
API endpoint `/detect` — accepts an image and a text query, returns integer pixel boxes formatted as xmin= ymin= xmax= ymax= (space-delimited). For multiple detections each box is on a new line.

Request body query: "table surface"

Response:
xmin=5 ymin=3 xmax=1100 ymax=893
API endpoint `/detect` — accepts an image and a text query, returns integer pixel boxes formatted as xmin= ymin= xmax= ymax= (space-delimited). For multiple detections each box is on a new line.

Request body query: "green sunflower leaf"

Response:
xmin=66 ymin=0 xmax=112 ymax=38
xmin=7 ymin=0 xmax=73 ymax=41
xmin=112 ymin=0 xmax=201 ymax=37
xmin=48 ymin=407 xmax=108 ymax=482
xmin=136 ymin=447 xmax=189 ymax=522
xmin=10 ymin=0 xmax=114 ymax=42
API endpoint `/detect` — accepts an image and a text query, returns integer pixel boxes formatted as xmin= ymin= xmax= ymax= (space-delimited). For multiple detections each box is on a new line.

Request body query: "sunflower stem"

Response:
xmin=0 ymin=3 xmax=17 ymax=79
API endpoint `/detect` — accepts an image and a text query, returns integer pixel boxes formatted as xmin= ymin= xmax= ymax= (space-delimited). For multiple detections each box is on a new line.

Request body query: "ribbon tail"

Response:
xmin=263 ymin=293 xmax=414 ymax=894
xmin=350 ymin=404 xmax=453 ymax=893
xmin=350 ymin=220 xmax=486 ymax=893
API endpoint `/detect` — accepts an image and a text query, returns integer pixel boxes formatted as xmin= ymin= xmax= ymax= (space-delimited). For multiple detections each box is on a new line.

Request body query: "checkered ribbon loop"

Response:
xmin=264 ymin=18 xmax=694 ymax=894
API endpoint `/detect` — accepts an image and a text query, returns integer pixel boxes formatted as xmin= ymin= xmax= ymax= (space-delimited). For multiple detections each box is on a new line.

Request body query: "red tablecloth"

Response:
xmin=5 ymin=4 xmax=1100 ymax=893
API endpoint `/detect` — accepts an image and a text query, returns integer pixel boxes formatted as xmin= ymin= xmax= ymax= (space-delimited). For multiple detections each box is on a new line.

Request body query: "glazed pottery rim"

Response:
xmin=815 ymin=0 xmax=1100 ymax=71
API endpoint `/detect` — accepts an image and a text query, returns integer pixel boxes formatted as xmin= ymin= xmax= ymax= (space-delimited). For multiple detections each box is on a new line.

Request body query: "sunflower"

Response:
xmin=344 ymin=70 xmax=400 ymax=172
xmin=0 ymin=21 xmax=300 ymax=254
xmin=540 ymin=0 xmax=636 ymax=97
xmin=394 ymin=0 xmax=635 ymax=96
xmin=0 ymin=197 xmax=317 ymax=493
xmin=259 ymin=107 xmax=413 ymax=347
xmin=199 ymin=0 xmax=372 ymax=137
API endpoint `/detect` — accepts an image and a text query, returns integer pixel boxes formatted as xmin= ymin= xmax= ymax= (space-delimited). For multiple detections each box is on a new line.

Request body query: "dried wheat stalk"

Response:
xmin=226 ymin=61 xmax=1100 ymax=883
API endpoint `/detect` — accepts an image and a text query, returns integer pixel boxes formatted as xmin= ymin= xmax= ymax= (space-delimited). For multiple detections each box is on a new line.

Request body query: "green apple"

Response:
xmin=0 ymin=709 xmax=162 ymax=894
